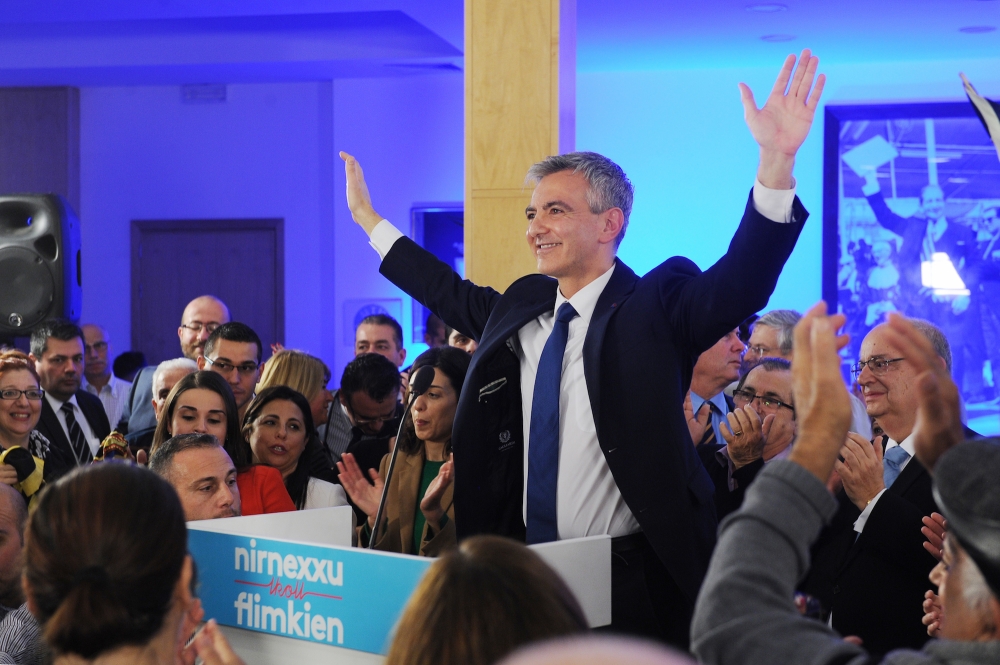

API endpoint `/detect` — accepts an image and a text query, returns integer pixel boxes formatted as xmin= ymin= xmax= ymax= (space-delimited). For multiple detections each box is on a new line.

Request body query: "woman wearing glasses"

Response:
xmin=151 ymin=370 xmax=294 ymax=515
xmin=337 ymin=346 xmax=470 ymax=556
xmin=0 ymin=350 xmax=73 ymax=484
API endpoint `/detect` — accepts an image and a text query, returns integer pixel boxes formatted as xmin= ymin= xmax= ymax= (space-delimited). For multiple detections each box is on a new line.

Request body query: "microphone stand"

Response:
xmin=368 ymin=366 xmax=433 ymax=549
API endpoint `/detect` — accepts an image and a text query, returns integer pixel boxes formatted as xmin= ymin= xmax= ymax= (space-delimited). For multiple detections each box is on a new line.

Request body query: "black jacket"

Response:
xmin=35 ymin=390 xmax=111 ymax=479
xmin=379 ymin=190 xmax=806 ymax=604
xmin=802 ymin=427 xmax=979 ymax=657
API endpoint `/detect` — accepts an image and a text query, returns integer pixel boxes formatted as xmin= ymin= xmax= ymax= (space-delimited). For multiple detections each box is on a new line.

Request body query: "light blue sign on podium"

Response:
xmin=189 ymin=530 xmax=432 ymax=655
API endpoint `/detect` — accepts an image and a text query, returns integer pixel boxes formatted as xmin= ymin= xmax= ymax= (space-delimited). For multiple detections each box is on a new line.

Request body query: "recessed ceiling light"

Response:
xmin=761 ymin=34 xmax=797 ymax=42
xmin=960 ymin=25 xmax=997 ymax=33
xmin=746 ymin=3 xmax=788 ymax=11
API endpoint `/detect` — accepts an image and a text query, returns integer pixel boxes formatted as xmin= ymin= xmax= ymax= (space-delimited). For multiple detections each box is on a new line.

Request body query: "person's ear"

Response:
xmin=196 ymin=356 xmax=207 ymax=371
xmin=398 ymin=348 xmax=407 ymax=366
xmin=600 ymin=208 xmax=625 ymax=245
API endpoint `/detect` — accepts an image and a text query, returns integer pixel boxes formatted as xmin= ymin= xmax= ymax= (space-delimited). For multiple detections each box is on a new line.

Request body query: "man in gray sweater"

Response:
xmin=692 ymin=305 xmax=1000 ymax=665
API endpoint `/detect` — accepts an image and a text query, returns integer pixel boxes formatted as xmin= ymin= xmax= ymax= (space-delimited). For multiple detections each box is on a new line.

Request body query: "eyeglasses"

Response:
xmin=745 ymin=345 xmax=773 ymax=359
xmin=0 ymin=389 xmax=44 ymax=401
xmin=344 ymin=397 xmax=396 ymax=427
xmin=180 ymin=322 xmax=221 ymax=334
xmin=203 ymin=357 xmax=259 ymax=376
xmin=851 ymin=357 xmax=905 ymax=379
xmin=732 ymin=389 xmax=795 ymax=413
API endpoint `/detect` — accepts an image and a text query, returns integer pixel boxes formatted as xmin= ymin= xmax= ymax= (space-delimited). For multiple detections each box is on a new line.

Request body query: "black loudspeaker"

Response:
xmin=0 ymin=195 xmax=81 ymax=335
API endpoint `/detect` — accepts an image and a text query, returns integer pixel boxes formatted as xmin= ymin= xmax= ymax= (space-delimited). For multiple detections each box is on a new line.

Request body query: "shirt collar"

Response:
xmin=553 ymin=263 xmax=616 ymax=325
xmin=690 ymin=391 xmax=729 ymax=416
xmin=886 ymin=432 xmax=916 ymax=458
xmin=44 ymin=391 xmax=78 ymax=412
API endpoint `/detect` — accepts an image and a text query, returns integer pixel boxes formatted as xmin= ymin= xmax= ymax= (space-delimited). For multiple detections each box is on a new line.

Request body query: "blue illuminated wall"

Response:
xmin=74 ymin=52 xmax=1000 ymax=385
xmin=577 ymin=57 xmax=1000 ymax=312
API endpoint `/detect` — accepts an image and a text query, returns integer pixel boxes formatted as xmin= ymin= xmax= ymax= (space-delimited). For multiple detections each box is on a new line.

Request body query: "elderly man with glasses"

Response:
xmin=796 ymin=317 xmax=980 ymax=657
xmin=698 ymin=357 xmax=796 ymax=520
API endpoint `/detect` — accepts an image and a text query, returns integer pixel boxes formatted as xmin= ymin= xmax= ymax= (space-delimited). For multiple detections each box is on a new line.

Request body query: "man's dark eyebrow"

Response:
xmin=188 ymin=476 xmax=219 ymax=489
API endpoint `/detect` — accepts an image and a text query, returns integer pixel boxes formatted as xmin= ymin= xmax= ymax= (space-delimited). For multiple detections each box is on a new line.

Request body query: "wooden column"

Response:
xmin=465 ymin=0 xmax=575 ymax=291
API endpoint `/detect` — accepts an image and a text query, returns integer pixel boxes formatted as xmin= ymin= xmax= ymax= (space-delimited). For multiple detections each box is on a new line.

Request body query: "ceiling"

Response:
xmin=0 ymin=0 xmax=995 ymax=85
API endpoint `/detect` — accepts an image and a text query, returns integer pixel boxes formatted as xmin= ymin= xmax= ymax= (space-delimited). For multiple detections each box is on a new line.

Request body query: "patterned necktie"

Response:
xmin=61 ymin=402 xmax=93 ymax=465
xmin=699 ymin=402 xmax=719 ymax=447
xmin=883 ymin=445 xmax=910 ymax=489
xmin=526 ymin=302 xmax=579 ymax=544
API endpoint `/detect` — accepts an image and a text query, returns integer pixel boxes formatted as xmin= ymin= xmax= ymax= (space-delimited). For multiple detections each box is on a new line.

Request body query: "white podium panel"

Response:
xmin=530 ymin=535 xmax=612 ymax=628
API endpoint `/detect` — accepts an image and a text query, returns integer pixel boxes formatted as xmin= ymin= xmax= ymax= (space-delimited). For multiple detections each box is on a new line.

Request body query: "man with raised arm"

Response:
xmin=340 ymin=51 xmax=824 ymax=647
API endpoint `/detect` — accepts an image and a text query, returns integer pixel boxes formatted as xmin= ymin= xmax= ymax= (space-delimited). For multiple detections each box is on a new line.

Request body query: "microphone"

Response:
xmin=368 ymin=365 xmax=435 ymax=549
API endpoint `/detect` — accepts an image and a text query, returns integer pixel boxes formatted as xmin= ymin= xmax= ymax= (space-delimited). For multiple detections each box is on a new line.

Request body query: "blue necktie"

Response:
xmin=526 ymin=302 xmax=578 ymax=544
xmin=883 ymin=445 xmax=910 ymax=489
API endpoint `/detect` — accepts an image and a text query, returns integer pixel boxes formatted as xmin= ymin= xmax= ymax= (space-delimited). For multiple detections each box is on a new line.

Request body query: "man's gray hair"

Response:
xmin=753 ymin=310 xmax=802 ymax=356
xmin=152 ymin=358 xmax=199 ymax=392
xmin=957 ymin=544 xmax=996 ymax=616
xmin=526 ymin=151 xmax=634 ymax=248
xmin=149 ymin=433 xmax=221 ymax=480
xmin=909 ymin=318 xmax=952 ymax=372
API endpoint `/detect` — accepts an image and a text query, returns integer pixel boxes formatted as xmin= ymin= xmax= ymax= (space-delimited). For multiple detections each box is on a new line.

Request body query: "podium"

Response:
xmin=188 ymin=507 xmax=611 ymax=664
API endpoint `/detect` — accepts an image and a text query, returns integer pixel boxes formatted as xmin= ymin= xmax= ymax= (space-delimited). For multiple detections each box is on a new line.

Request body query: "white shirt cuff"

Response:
xmin=368 ymin=220 xmax=404 ymax=260
xmin=752 ymin=178 xmax=796 ymax=223
xmin=853 ymin=488 xmax=887 ymax=534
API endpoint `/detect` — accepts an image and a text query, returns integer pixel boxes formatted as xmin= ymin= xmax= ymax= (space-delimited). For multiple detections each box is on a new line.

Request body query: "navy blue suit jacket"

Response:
xmin=380 ymin=190 xmax=806 ymax=603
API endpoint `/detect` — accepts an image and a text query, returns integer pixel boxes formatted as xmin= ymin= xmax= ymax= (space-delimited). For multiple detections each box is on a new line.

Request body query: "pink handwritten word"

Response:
xmin=235 ymin=577 xmax=342 ymax=601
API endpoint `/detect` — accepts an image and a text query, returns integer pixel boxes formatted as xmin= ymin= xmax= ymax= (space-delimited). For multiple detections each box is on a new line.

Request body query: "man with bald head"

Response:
xmin=124 ymin=357 xmax=199 ymax=456
xmin=801 ymin=318 xmax=979 ymax=656
xmin=124 ymin=296 xmax=230 ymax=434
xmin=81 ymin=323 xmax=131 ymax=430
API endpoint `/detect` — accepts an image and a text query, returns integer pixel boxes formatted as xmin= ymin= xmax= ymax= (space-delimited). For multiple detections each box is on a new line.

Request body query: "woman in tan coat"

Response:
xmin=337 ymin=346 xmax=470 ymax=556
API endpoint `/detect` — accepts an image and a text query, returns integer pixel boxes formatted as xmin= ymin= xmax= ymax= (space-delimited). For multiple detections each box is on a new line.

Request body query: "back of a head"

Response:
xmin=204 ymin=322 xmax=263 ymax=363
xmin=386 ymin=535 xmax=586 ymax=665
xmin=340 ymin=352 xmax=401 ymax=401
xmin=25 ymin=463 xmax=187 ymax=659
xmin=909 ymin=318 xmax=953 ymax=372
xmin=256 ymin=349 xmax=329 ymax=401
xmin=499 ymin=636 xmax=694 ymax=665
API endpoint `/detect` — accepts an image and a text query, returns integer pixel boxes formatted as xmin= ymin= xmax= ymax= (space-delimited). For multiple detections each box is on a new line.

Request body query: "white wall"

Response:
xmin=577 ymin=56 xmax=1000 ymax=312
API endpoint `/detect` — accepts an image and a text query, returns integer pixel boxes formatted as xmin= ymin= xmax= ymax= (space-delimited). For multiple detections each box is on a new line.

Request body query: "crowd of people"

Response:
xmin=0 ymin=47 xmax=997 ymax=665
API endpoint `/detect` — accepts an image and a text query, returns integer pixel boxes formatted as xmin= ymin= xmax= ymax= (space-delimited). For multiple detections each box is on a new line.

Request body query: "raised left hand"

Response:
xmin=740 ymin=49 xmax=825 ymax=189
xmin=420 ymin=456 xmax=454 ymax=530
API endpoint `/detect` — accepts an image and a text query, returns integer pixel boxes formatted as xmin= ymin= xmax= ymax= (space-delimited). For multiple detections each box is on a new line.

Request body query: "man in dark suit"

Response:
xmin=700 ymin=357 xmax=797 ymax=520
xmin=340 ymin=51 xmax=824 ymax=647
xmin=29 ymin=321 xmax=111 ymax=473
xmin=863 ymin=175 xmax=982 ymax=397
xmin=801 ymin=318 xmax=976 ymax=657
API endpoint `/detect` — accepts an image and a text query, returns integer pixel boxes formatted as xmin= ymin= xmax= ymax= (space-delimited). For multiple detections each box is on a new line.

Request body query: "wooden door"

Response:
xmin=131 ymin=219 xmax=284 ymax=365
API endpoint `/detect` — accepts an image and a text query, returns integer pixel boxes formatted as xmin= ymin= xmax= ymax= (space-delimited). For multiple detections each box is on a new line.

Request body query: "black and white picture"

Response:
xmin=824 ymin=103 xmax=1000 ymax=435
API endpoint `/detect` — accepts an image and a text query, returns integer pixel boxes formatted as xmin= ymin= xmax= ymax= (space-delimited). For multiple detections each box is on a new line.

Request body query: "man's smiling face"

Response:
xmin=525 ymin=170 xmax=609 ymax=280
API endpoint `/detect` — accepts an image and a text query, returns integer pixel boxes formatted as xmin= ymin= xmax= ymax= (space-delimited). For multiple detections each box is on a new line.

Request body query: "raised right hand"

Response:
xmin=339 ymin=151 xmax=384 ymax=234
xmin=336 ymin=452 xmax=384 ymax=518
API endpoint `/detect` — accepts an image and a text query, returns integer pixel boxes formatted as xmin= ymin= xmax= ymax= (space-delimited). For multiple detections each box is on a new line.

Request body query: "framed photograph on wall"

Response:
xmin=822 ymin=102 xmax=1000 ymax=435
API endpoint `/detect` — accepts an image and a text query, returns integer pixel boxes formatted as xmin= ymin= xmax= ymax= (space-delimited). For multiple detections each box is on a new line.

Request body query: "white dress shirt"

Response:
xmin=853 ymin=432 xmax=915 ymax=534
xmin=368 ymin=178 xmax=796 ymax=540
xmin=44 ymin=392 xmax=101 ymax=455
xmin=83 ymin=375 xmax=131 ymax=430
